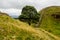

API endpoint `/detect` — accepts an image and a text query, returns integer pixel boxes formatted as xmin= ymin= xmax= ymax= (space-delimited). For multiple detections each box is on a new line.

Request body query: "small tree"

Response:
xmin=19 ymin=6 xmax=40 ymax=25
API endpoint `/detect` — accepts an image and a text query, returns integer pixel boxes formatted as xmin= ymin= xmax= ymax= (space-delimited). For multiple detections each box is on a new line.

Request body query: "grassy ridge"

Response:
xmin=0 ymin=8 xmax=60 ymax=40
xmin=39 ymin=6 xmax=60 ymax=37
xmin=0 ymin=14 xmax=56 ymax=40
xmin=0 ymin=15 xmax=41 ymax=40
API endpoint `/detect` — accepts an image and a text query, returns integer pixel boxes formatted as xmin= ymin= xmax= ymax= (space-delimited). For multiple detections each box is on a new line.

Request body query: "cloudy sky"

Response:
xmin=0 ymin=0 xmax=60 ymax=18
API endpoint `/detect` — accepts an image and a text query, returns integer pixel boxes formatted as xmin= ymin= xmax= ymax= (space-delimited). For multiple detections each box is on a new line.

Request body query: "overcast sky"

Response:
xmin=0 ymin=0 xmax=60 ymax=18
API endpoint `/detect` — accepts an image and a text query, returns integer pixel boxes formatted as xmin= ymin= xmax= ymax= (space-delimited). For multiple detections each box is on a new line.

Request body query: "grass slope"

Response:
xmin=0 ymin=13 xmax=57 ymax=40
xmin=39 ymin=6 xmax=60 ymax=37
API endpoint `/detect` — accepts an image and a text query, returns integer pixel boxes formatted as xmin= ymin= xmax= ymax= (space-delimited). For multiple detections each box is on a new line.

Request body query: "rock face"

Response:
xmin=52 ymin=12 xmax=60 ymax=20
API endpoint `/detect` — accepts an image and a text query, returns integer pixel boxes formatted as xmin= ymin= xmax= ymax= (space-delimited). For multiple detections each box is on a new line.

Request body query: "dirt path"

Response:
xmin=35 ymin=28 xmax=60 ymax=40
xmin=16 ymin=20 xmax=60 ymax=40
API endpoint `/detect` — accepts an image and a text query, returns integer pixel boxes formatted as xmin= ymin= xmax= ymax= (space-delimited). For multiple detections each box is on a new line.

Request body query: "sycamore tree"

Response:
xmin=19 ymin=6 xmax=40 ymax=25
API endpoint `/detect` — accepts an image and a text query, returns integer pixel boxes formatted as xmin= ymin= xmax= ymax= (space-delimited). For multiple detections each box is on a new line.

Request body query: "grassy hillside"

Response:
xmin=39 ymin=6 xmax=60 ymax=37
xmin=0 ymin=13 xmax=58 ymax=40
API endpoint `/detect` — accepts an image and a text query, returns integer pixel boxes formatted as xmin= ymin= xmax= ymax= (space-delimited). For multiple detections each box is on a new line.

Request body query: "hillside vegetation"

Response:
xmin=0 ymin=12 xmax=59 ymax=40
xmin=39 ymin=6 xmax=60 ymax=37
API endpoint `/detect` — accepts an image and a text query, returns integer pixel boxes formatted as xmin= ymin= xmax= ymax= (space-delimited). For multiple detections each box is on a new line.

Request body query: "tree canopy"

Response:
xmin=19 ymin=6 xmax=40 ymax=25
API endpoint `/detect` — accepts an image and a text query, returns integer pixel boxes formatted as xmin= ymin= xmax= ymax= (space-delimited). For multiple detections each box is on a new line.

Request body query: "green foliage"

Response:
xmin=19 ymin=6 xmax=40 ymax=25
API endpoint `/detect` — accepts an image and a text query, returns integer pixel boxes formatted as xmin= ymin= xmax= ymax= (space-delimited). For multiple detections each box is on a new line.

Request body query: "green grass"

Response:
xmin=39 ymin=6 xmax=60 ymax=37
xmin=0 ymin=13 xmax=56 ymax=40
xmin=0 ymin=15 xmax=41 ymax=40
xmin=0 ymin=8 xmax=60 ymax=40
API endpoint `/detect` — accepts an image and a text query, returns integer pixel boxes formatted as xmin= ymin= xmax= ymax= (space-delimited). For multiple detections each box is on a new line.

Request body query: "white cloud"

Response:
xmin=0 ymin=9 xmax=21 ymax=18
xmin=0 ymin=0 xmax=60 ymax=9
xmin=0 ymin=0 xmax=60 ymax=18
